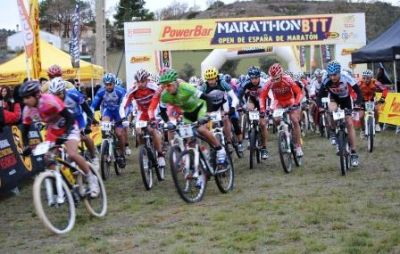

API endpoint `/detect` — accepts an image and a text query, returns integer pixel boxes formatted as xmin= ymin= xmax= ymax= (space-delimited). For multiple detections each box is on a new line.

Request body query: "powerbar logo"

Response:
xmin=130 ymin=56 xmax=150 ymax=63
xmin=160 ymin=25 xmax=212 ymax=42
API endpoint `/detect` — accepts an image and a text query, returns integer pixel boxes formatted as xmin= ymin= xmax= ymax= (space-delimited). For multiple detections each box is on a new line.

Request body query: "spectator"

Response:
xmin=376 ymin=67 xmax=392 ymax=86
xmin=0 ymin=85 xmax=22 ymax=125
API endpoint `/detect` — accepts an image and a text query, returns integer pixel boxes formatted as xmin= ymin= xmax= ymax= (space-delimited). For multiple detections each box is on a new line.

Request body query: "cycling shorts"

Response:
xmin=183 ymin=102 xmax=207 ymax=123
xmin=102 ymin=108 xmax=123 ymax=127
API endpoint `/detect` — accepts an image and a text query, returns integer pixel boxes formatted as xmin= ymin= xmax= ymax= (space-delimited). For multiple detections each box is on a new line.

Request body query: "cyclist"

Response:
xmin=48 ymin=77 xmax=99 ymax=169
xmin=198 ymin=67 xmax=240 ymax=149
xmin=41 ymin=64 xmax=75 ymax=92
xmin=358 ymin=69 xmax=388 ymax=134
xmin=238 ymin=66 xmax=270 ymax=159
xmin=91 ymin=73 xmax=127 ymax=168
xmin=120 ymin=69 xmax=166 ymax=167
xmin=158 ymin=69 xmax=227 ymax=164
xmin=317 ymin=61 xmax=363 ymax=167
xmin=20 ymin=80 xmax=100 ymax=198
xmin=260 ymin=63 xmax=304 ymax=157
xmin=307 ymin=68 xmax=325 ymax=131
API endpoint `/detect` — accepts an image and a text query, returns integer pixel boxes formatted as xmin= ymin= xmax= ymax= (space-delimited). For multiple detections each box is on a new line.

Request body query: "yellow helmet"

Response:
xmin=204 ymin=67 xmax=219 ymax=80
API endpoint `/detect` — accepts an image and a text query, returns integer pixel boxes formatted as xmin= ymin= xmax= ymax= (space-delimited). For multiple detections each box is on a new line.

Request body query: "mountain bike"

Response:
xmin=319 ymin=97 xmax=331 ymax=139
xmin=171 ymin=117 xmax=235 ymax=203
xmin=274 ymin=107 xmax=302 ymax=173
xmin=300 ymin=99 xmax=315 ymax=136
xmin=99 ymin=121 xmax=122 ymax=180
xmin=246 ymin=109 xmax=262 ymax=169
xmin=363 ymin=101 xmax=376 ymax=153
xmin=136 ymin=120 xmax=165 ymax=190
xmin=332 ymin=108 xmax=351 ymax=175
xmin=32 ymin=141 xmax=107 ymax=234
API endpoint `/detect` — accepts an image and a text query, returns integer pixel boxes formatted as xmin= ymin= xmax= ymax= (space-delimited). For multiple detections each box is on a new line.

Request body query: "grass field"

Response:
xmin=1 ymin=130 xmax=399 ymax=253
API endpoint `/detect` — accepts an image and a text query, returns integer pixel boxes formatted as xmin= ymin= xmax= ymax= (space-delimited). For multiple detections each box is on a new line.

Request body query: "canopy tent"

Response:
xmin=0 ymin=40 xmax=104 ymax=86
xmin=351 ymin=19 xmax=400 ymax=63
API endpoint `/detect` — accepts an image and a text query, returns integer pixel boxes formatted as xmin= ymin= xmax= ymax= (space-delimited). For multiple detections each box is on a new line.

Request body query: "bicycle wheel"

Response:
xmin=215 ymin=150 xmax=235 ymax=193
xmin=100 ymin=140 xmax=111 ymax=180
xmin=231 ymin=129 xmax=243 ymax=158
xmin=249 ymin=128 xmax=257 ymax=169
xmin=139 ymin=145 xmax=153 ymax=190
xmin=337 ymin=130 xmax=347 ymax=176
xmin=171 ymin=150 xmax=207 ymax=203
xmin=33 ymin=171 xmax=76 ymax=234
xmin=84 ymin=166 xmax=108 ymax=217
xmin=278 ymin=131 xmax=292 ymax=173
xmin=168 ymin=145 xmax=182 ymax=168
xmin=113 ymin=144 xmax=122 ymax=176
xmin=301 ymin=111 xmax=308 ymax=137
xmin=367 ymin=116 xmax=374 ymax=153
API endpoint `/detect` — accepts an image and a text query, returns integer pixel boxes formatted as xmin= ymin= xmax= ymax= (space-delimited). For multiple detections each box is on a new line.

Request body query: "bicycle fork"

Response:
xmin=45 ymin=169 xmax=64 ymax=206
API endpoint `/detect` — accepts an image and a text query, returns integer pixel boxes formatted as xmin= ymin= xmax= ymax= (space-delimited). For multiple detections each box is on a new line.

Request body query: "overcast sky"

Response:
xmin=0 ymin=0 xmax=398 ymax=30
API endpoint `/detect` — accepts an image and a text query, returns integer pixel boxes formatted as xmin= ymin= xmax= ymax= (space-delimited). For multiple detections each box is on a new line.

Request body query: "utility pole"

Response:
xmin=95 ymin=0 xmax=106 ymax=71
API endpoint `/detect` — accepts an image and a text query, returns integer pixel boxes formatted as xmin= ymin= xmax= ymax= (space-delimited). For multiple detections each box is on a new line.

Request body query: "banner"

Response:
xmin=29 ymin=0 xmax=42 ymax=79
xmin=376 ymin=93 xmax=400 ymax=126
xmin=17 ymin=0 xmax=33 ymax=57
xmin=69 ymin=4 xmax=81 ymax=68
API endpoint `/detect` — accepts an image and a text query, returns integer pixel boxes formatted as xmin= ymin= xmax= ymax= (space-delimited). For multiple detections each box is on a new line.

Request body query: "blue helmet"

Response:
xmin=116 ymin=78 xmax=123 ymax=86
xmin=327 ymin=61 xmax=341 ymax=75
xmin=248 ymin=66 xmax=261 ymax=78
xmin=238 ymin=74 xmax=247 ymax=84
xmin=103 ymin=73 xmax=116 ymax=84
xmin=224 ymin=74 xmax=232 ymax=83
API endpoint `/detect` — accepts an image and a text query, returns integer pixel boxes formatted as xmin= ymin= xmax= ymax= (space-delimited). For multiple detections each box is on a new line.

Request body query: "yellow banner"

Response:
xmin=29 ymin=0 xmax=41 ymax=79
xmin=376 ymin=93 xmax=400 ymax=126
xmin=124 ymin=13 xmax=366 ymax=50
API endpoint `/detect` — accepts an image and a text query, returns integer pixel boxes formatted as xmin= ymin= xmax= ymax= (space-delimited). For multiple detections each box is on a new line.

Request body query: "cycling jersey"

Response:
xmin=148 ymin=86 xmax=182 ymax=121
xmin=120 ymin=82 xmax=158 ymax=121
xmin=64 ymin=88 xmax=87 ymax=129
xmin=260 ymin=75 xmax=303 ymax=111
xmin=358 ymin=78 xmax=388 ymax=101
xmin=308 ymin=78 xmax=324 ymax=98
xmin=238 ymin=78 xmax=268 ymax=102
xmin=198 ymin=79 xmax=239 ymax=112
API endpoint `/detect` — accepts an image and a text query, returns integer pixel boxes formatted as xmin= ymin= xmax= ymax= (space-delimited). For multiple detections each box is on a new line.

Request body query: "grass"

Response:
xmin=0 ymin=131 xmax=399 ymax=253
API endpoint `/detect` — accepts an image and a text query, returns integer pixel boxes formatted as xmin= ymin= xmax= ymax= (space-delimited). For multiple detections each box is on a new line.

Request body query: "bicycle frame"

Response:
xmin=101 ymin=121 xmax=118 ymax=162
xmin=275 ymin=108 xmax=293 ymax=152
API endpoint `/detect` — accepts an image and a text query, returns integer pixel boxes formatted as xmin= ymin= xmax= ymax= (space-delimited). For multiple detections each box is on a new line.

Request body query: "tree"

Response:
xmin=155 ymin=1 xmax=189 ymax=20
xmin=179 ymin=63 xmax=195 ymax=81
xmin=220 ymin=60 xmax=239 ymax=77
xmin=114 ymin=0 xmax=154 ymax=30
xmin=39 ymin=0 xmax=94 ymax=38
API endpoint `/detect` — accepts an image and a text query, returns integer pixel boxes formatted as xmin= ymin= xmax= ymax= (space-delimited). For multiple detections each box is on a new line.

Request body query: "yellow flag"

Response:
xmin=29 ymin=0 xmax=41 ymax=79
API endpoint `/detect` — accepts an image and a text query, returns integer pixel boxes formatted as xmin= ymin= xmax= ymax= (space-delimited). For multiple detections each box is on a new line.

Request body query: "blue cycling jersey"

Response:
xmin=91 ymin=86 xmax=126 ymax=112
xmin=64 ymin=88 xmax=85 ymax=117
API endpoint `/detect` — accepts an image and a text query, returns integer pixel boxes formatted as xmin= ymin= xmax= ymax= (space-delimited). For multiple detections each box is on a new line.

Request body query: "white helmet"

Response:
xmin=49 ymin=77 xmax=66 ymax=94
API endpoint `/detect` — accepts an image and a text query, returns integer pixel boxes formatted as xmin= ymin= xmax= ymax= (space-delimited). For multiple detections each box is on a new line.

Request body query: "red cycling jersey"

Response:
xmin=358 ymin=78 xmax=388 ymax=101
xmin=122 ymin=82 xmax=159 ymax=121
xmin=260 ymin=75 xmax=303 ymax=111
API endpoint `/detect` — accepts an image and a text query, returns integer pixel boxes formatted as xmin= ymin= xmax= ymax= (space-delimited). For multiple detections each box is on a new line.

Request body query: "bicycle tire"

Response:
xmin=168 ymin=145 xmax=182 ymax=169
xmin=139 ymin=145 xmax=153 ymax=190
xmin=337 ymin=130 xmax=347 ymax=176
xmin=249 ymin=128 xmax=257 ymax=169
xmin=214 ymin=150 xmax=235 ymax=193
xmin=100 ymin=140 xmax=111 ymax=180
xmin=301 ymin=110 xmax=308 ymax=137
xmin=33 ymin=171 xmax=76 ymax=234
xmin=278 ymin=131 xmax=292 ymax=173
xmin=171 ymin=150 xmax=207 ymax=203
xmin=113 ymin=147 xmax=122 ymax=176
xmin=84 ymin=166 xmax=108 ymax=217
xmin=367 ymin=116 xmax=374 ymax=153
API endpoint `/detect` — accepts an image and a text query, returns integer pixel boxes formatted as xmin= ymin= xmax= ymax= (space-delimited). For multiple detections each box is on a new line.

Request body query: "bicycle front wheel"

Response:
xmin=278 ymin=131 xmax=292 ymax=173
xmin=367 ymin=116 xmax=374 ymax=153
xmin=337 ymin=130 xmax=347 ymax=176
xmin=100 ymin=140 xmax=111 ymax=180
xmin=139 ymin=145 xmax=153 ymax=190
xmin=33 ymin=171 xmax=76 ymax=234
xmin=215 ymin=151 xmax=235 ymax=193
xmin=171 ymin=150 xmax=206 ymax=203
xmin=84 ymin=166 xmax=108 ymax=217
xmin=249 ymin=128 xmax=257 ymax=169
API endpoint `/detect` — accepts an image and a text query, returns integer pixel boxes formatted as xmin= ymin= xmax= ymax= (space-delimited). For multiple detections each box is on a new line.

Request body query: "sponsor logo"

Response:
xmin=325 ymin=32 xmax=339 ymax=39
xmin=388 ymin=97 xmax=400 ymax=118
xmin=341 ymin=48 xmax=358 ymax=55
xmin=160 ymin=25 xmax=213 ymax=42
xmin=130 ymin=56 xmax=151 ymax=63
xmin=127 ymin=28 xmax=151 ymax=37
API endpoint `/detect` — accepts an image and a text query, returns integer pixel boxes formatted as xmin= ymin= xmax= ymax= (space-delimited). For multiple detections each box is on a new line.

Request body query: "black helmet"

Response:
xmin=19 ymin=80 xmax=40 ymax=98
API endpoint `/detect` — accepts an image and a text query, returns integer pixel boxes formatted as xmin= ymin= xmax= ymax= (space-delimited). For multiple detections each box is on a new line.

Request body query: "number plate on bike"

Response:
xmin=321 ymin=97 xmax=330 ymax=103
xmin=332 ymin=110 xmax=345 ymax=120
xmin=209 ymin=111 xmax=222 ymax=122
xmin=365 ymin=102 xmax=375 ymax=111
xmin=135 ymin=120 xmax=148 ymax=128
xmin=101 ymin=121 xmax=112 ymax=131
xmin=249 ymin=111 xmax=259 ymax=120
xmin=178 ymin=125 xmax=194 ymax=138
xmin=273 ymin=108 xmax=285 ymax=118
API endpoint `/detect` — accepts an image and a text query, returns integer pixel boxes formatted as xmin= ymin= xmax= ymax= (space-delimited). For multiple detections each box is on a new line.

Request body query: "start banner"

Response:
xmin=376 ymin=93 xmax=400 ymax=126
xmin=124 ymin=13 xmax=366 ymax=51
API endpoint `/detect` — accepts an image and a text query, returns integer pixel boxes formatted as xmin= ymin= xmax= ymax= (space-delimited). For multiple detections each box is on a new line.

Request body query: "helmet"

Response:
xmin=362 ymin=69 xmax=373 ymax=78
xmin=116 ymin=78 xmax=123 ymax=86
xmin=238 ymin=74 xmax=247 ymax=84
xmin=314 ymin=68 xmax=323 ymax=77
xmin=150 ymin=73 xmax=159 ymax=84
xmin=19 ymin=80 xmax=40 ymax=98
xmin=159 ymin=69 xmax=178 ymax=84
xmin=268 ymin=63 xmax=283 ymax=78
xmin=48 ymin=77 xmax=66 ymax=94
xmin=189 ymin=76 xmax=199 ymax=84
xmin=260 ymin=71 xmax=268 ymax=80
xmin=248 ymin=66 xmax=261 ymax=78
xmin=224 ymin=74 xmax=232 ymax=83
xmin=159 ymin=67 xmax=171 ymax=76
xmin=47 ymin=64 xmax=62 ymax=78
xmin=204 ymin=67 xmax=219 ymax=80
xmin=134 ymin=68 xmax=150 ymax=82
xmin=284 ymin=70 xmax=293 ymax=78
xmin=327 ymin=61 xmax=341 ymax=75
xmin=103 ymin=73 xmax=116 ymax=84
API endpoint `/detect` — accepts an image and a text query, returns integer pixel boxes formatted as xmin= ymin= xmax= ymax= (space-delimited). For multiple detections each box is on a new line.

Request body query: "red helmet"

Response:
xmin=47 ymin=64 xmax=62 ymax=78
xmin=268 ymin=63 xmax=283 ymax=78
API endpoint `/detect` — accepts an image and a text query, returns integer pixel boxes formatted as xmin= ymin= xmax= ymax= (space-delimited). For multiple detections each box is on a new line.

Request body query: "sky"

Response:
xmin=0 ymin=0 xmax=398 ymax=30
